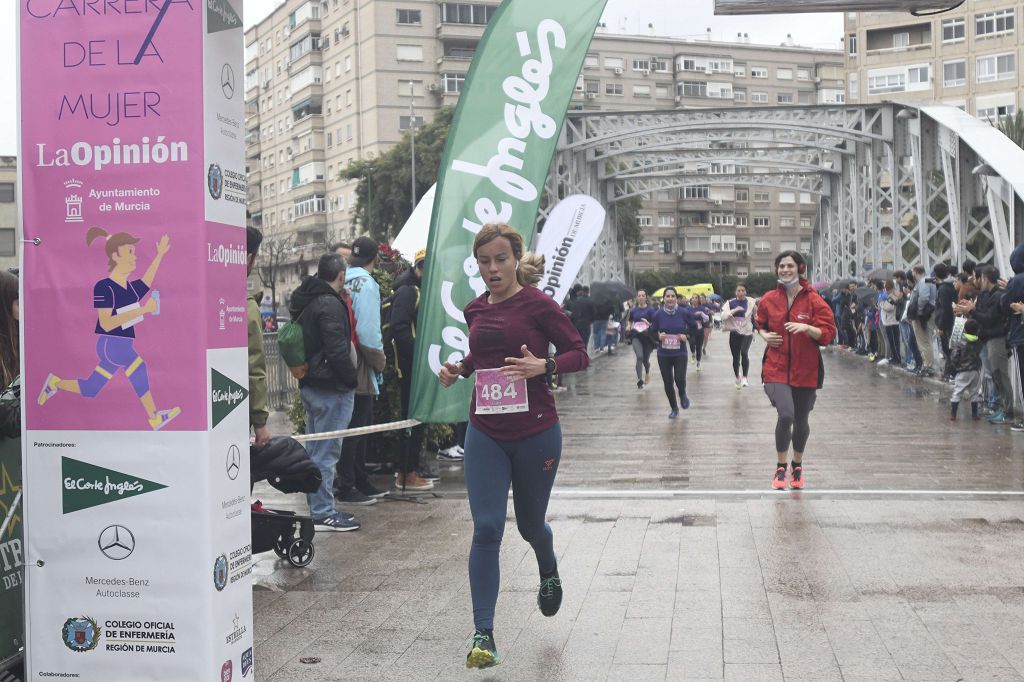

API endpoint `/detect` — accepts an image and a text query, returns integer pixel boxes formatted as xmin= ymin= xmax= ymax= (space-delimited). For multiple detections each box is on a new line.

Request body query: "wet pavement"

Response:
xmin=252 ymin=336 xmax=1024 ymax=681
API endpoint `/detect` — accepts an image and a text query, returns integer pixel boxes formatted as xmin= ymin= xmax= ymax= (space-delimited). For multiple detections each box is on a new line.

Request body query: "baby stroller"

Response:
xmin=250 ymin=436 xmax=321 ymax=568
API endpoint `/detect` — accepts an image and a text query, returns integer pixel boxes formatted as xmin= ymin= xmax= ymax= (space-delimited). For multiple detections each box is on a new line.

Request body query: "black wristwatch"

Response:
xmin=544 ymin=357 xmax=557 ymax=379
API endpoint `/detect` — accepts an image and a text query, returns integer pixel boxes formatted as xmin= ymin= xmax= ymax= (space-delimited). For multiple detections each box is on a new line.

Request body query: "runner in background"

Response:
xmin=721 ymin=283 xmax=757 ymax=389
xmin=626 ymin=289 xmax=657 ymax=389
xmin=652 ymin=288 xmax=698 ymax=418
xmin=685 ymin=295 xmax=706 ymax=370
xmin=700 ymin=293 xmax=717 ymax=357
xmin=756 ymin=251 xmax=836 ymax=490
xmin=437 ymin=223 xmax=588 ymax=670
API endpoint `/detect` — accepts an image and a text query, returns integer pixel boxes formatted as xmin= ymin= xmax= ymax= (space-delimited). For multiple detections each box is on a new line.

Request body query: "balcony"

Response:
xmin=437 ymin=22 xmax=486 ymax=41
xmin=247 ymin=167 xmax=262 ymax=186
xmin=678 ymin=250 xmax=740 ymax=265
xmin=291 ymin=146 xmax=325 ymax=168
xmin=290 ymin=81 xmax=323 ymax=107
xmin=287 ymin=49 xmax=322 ymax=76
xmin=245 ymin=138 xmax=261 ymax=160
xmin=290 ymin=113 xmax=323 ymax=139
xmin=293 ymin=213 xmax=327 ymax=234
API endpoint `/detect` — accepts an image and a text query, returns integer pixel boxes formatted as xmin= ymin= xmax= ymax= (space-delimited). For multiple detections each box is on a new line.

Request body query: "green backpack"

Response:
xmin=277 ymin=312 xmax=308 ymax=379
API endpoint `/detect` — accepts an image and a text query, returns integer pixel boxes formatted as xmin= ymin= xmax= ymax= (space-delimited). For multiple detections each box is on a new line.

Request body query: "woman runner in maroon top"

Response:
xmin=438 ymin=223 xmax=588 ymax=669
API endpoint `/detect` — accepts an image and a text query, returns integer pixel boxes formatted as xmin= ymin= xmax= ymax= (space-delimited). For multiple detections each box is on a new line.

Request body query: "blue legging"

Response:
xmin=465 ymin=421 xmax=562 ymax=630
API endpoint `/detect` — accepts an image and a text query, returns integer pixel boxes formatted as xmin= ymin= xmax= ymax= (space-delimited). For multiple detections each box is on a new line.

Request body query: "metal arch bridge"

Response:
xmin=541 ymin=103 xmax=1024 ymax=284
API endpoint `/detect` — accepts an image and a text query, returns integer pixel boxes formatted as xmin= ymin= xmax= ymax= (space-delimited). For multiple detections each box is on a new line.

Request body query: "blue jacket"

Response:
xmin=345 ymin=266 xmax=384 ymax=394
xmin=1001 ymin=244 xmax=1024 ymax=347
xmin=651 ymin=305 xmax=697 ymax=357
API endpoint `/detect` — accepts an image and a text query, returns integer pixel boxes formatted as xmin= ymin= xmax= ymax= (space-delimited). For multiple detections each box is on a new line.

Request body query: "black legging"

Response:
xmin=729 ymin=332 xmax=753 ymax=377
xmin=884 ymin=325 xmax=902 ymax=364
xmin=687 ymin=330 xmax=703 ymax=363
xmin=631 ymin=337 xmax=653 ymax=380
xmin=657 ymin=354 xmax=688 ymax=410
xmin=764 ymin=383 xmax=817 ymax=454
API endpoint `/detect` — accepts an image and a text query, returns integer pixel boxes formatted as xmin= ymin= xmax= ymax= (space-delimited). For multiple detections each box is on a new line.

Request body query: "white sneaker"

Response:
xmin=437 ymin=446 xmax=464 ymax=462
xmin=741 ymin=378 xmax=749 ymax=387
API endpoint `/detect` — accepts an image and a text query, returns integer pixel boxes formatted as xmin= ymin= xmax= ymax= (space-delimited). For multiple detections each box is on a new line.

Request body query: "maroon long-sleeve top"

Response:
xmin=460 ymin=285 xmax=589 ymax=440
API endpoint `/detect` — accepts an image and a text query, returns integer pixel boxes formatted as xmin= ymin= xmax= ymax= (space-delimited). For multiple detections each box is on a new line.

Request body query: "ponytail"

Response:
xmin=517 ymin=252 xmax=544 ymax=287
xmin=86 ymin=226 xmax=109 ymax=246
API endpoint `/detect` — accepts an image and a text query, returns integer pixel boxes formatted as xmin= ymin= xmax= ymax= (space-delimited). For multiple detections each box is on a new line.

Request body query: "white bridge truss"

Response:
xmin=542 ymin=104 xmax=1024 ymax=284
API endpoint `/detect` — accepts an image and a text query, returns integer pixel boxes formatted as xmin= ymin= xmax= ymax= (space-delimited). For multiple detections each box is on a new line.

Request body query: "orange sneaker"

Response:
xmin=788 ymin=466 xmax=804 ymax=489
xmin=771 ymin=466 xmax=787 ymax=490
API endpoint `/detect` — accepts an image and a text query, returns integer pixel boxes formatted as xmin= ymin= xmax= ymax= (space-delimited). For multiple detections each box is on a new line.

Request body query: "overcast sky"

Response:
xmin=0 ymin=0 xmax=842 ymax=156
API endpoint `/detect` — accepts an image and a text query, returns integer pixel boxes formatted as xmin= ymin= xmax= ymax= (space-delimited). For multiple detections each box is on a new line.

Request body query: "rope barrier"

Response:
xmin=291 ymin=418 xmax=422 ymax=443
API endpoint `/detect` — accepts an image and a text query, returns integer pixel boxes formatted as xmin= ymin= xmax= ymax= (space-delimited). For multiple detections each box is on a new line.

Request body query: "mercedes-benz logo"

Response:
xmin=226 ymin=444 xmax=241 ymax=480
xmin=98 ymin=525 xmax=135 ymax=561
xmin=221 ymin=63 xmax=236 ymax=99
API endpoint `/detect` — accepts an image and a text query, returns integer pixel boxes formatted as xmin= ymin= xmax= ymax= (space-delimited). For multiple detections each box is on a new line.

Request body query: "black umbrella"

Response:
xmin=854 ymin=286 xmax=878 ymax=307
xmin=589 ymin=281 xmax=634 ymax=318
xmin=831 ymin=278 xmax=857 ymax=289
xmin=863 ymin=268 xmax=895 ymax=282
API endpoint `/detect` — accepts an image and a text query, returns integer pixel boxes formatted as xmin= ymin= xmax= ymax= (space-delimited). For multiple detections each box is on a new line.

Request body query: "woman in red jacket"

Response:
xmin=755 ymin=250 xmax=836 ymax=490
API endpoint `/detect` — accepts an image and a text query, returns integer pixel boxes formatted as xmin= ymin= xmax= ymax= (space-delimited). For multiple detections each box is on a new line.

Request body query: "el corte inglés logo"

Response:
xmin=62 ymin=457 xmax=167 ymax=514
xmin=211 ymin=369 xmax=248 ymax=428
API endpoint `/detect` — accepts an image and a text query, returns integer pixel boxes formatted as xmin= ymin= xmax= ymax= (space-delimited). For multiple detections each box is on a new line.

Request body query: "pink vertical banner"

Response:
xmin=21 ymin=2 xmax=209 ymax=432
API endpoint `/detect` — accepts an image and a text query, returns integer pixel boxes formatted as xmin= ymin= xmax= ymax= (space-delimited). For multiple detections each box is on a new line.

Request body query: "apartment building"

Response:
xmin=243 ymin=0 xmax=843 ymax=292
xmin=845 ymin=2 xmax=1023 ymax=120
xmin=0 ymin=158 xmax=17 ymax=273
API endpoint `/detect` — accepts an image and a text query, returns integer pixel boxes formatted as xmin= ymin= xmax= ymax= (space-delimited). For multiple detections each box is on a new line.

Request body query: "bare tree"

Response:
xmin=255 ymin=223 xmax=296 ymax=318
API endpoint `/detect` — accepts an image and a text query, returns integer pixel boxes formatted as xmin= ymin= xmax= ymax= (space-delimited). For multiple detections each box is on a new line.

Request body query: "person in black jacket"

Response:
xmin=288 ymin=253 xmax=360 ymax=531
xmin=960 ymin=266 xmax=1012 ymax=423
xmin=933 ymin=263 xmax=957 ymax=378
xmin=1000 ymin=244 xmax=1024 ymax=430
xmin=564 ymin=286 xmax=596 ymax=351
xmin=388 ymin=249 xmax=435 ymax=492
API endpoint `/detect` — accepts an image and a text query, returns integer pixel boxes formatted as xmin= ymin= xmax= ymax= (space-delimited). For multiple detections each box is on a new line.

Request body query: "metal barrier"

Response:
xmin=262 ymin=332 xmax=299 ymax=410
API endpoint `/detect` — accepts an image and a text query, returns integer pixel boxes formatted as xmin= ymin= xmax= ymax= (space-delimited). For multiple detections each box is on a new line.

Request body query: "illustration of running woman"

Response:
xmin=37 ymin=227 xmax=181 ymax=430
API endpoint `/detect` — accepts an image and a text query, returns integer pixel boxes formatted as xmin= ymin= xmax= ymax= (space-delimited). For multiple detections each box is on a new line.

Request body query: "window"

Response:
xmin=652 ymin=59 xmax=669 ymax=72
xmin=683 ymin=186 xmax=710 ymax=199
xmin=735 ymin=189 xmax=748 ymax=202
xmin=585 ymin=80 xmax=599 ymax=94
xmin=735 ymin=215 xmax=749 ymax=228
xmin=753 ymin=191 xmax=770 ymax=203
xmin=798 ymin=91 xmax=811 ymax=105
xmin=754 ymin=240 xmax=772 ymax=253
xmin=751 ymin=66 xmax=768 ymax=78
xmin=604 ymin=57 xmax=624 ymax=70
xmin=584 ymin=55 xmax=599 ymax=69
xmin=633 ymin=85 xmax=651 ymax=97
xmin=977 ymin=53 xmax=1015 ymax=82
xmin=778 ymin=191 xmax=796 ymax=204
xmin=779 ymin=216 xmax=796 ymax=228
xmin=396 ymin=8 xmax=421 ymax=25
xmin=942 ymin=18 xmax=965 ymax=42
xmin=637 ymin=241 xmax=655 ymax=253
xmin=893 ymin=32 xmax=910 ymax=49
xmin=293 ymin=194 xmax=326 ymax=218
xmin=777 ymin=92 xmax=794 ymax=104
xmin=345 ymin=55 xmax=352 ymax=71
xmin=734 ymin=90 xmax=746 ymax=103
xmin=849 ymin=74 xmax=858 ymax=99
xmin=656 ymin=85 xmax=669 ymax=98
xmin=800 ymin=239 xmax=812 ymax=252
xmin=796 ymin=68 xmax=810 ymax=81
xmin=399 ymin=115 xmax=425 ymax=130
xmin=636 ymin=215 xmax=653 ymax=227
xmin=0 ymin=184 xmax=13 ymax=203
xmin=677 ymin=81 xmax=707 ymax=98
xmin=289 ymin=33 xmax=322 ymax=61
xmin=977 ymin=103 xmax=1016 ymax=121
xmin=658 ymin=215 xmax=675 ymax=227
xmin=736 ymin=240 xmax=749 ymax=253
xmin=632 ymin=59 xmax=650 ymax=72
xmin=685 ymin=237 xmax=711 ymax=252
xmin=346 ymin=123 xmax=353 ymax=140
xmin=440 ymin=3 xmax=497 ymax=25
xmin=751 ymin=91 xmax=768 ymax=103
xmin=976 ymin=10 xmax=1014 ymax=37
xmin=800 ymin=193 xmax=813 ymax=204
xmin=776 ymin=67 xmax=793 ymax=80
xmin=442 ymin=73 xmax=465 ymax=93
xmin=734 ymin=65 xmax=746 ymax=78
xmin=800 ymin=217 xmax=813 ymax=229
xmin=848 ymin=33 xmax=857 ymax=56
xmin=868 ymin=73 xmax=906 ymax=94
xmin=780 ymin=241 xmax=797 ymax=252
xmin=605 ymin=83 xmax=623 ymax=95
xmin=0 ymin=229 xmax=13 ymax=257
xmin=396 ymin=44 xmax=424 ymax=62
xmin=753 ymin=217 xmax=770 ymax=228
xmin=908 ymin=65 xmax=929 ymax=87
xmin=943 ymin=60 xmax=966 ymax=87
xmin=661 ymin=239 xmax=673 ymax=254
xmin=679 ymin=57 xmax=698 ymax=71
xmin=710 ymin=213 xmax=734 ymax=226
